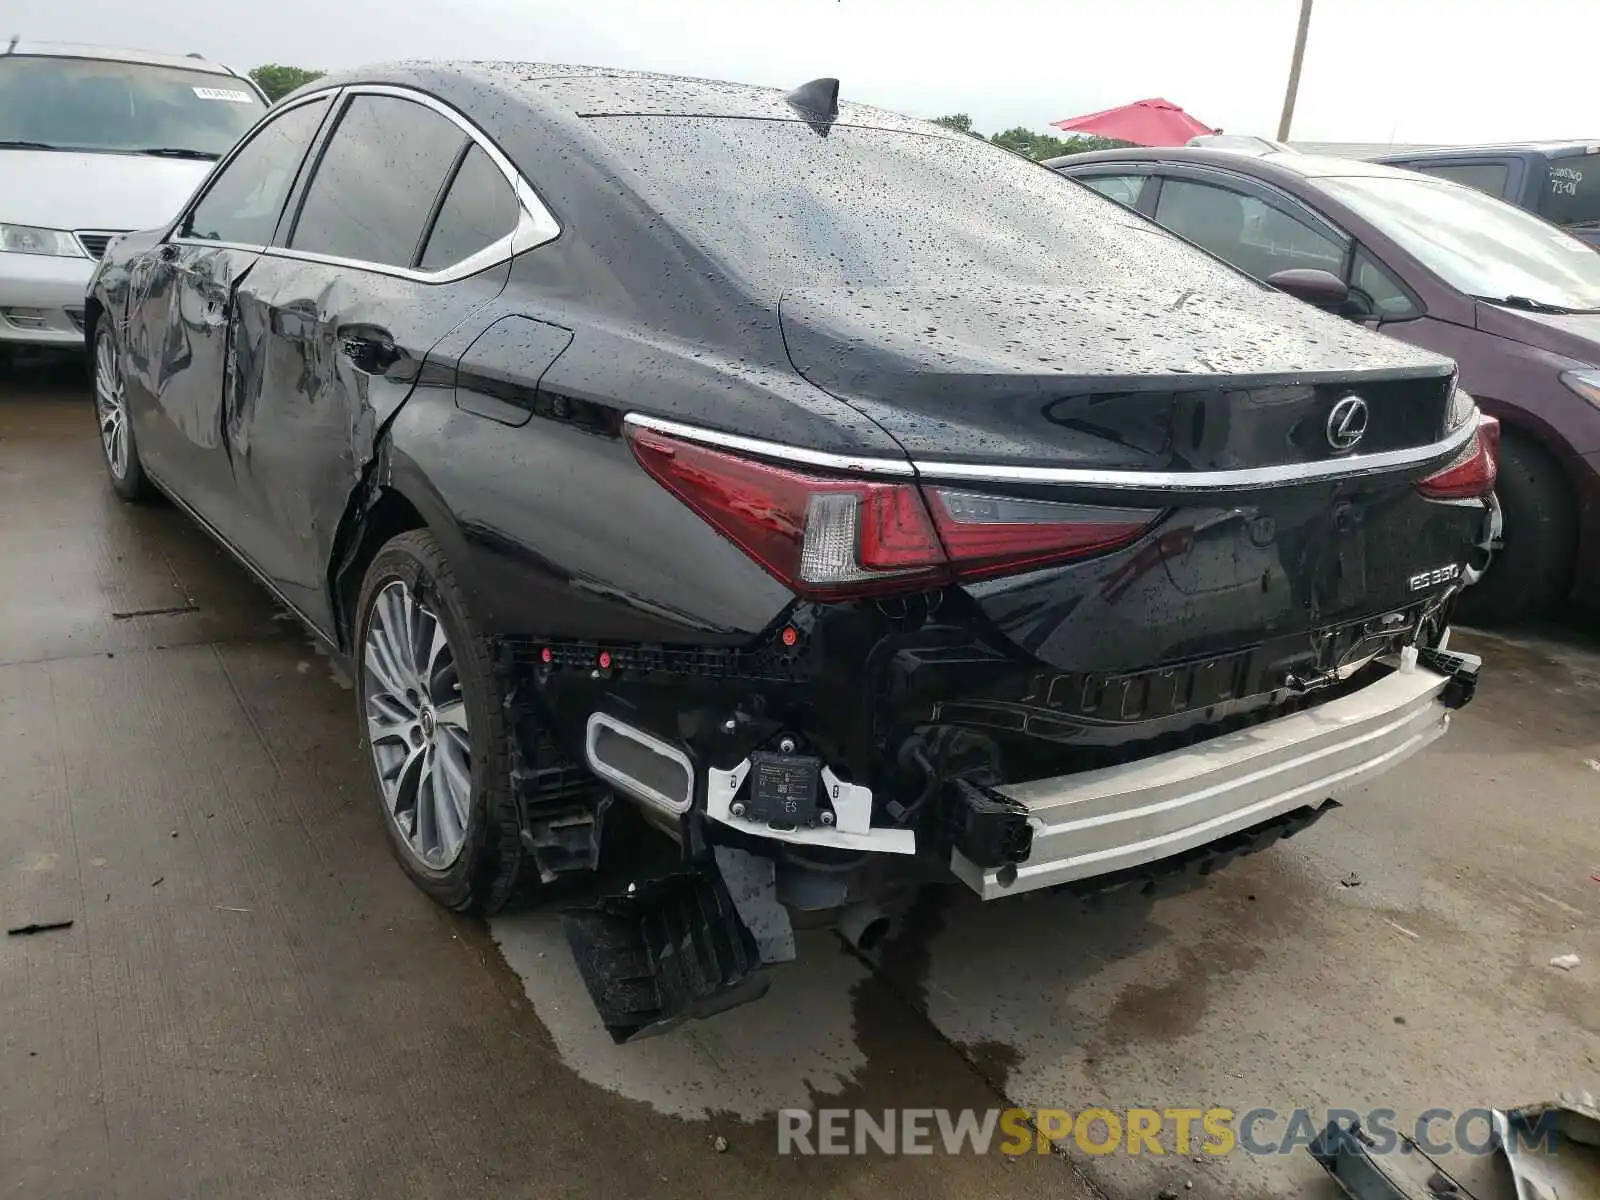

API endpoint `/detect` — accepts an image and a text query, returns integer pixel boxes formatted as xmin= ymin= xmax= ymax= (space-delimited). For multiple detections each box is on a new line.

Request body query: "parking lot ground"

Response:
xmin=3 ymin=364 xmax=1598 ymax=1199
xmin=0 ymin=367 xmax=1095 ymax=1199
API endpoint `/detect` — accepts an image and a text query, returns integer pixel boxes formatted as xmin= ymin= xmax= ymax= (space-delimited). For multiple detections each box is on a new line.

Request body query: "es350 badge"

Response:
xmin=1409 ymin=564 xmax=1462 ymax=591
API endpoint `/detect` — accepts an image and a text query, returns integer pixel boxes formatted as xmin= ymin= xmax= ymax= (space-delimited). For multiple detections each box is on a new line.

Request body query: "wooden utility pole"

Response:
xmin=1276 ymin=0 xmax=1315 ymax=141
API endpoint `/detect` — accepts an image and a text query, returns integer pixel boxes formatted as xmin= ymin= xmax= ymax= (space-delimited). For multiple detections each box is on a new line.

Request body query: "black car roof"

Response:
xmin=307 ymin=60 xmax=939 ymax=135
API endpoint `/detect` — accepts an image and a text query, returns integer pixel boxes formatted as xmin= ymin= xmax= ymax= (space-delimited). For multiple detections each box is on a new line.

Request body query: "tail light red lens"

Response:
xmin=926 ymin=488 xmax=1161 ymax=580
xmin=626 ymin=426 xmax=1159 ymax=597
xmin=626 ymin=428 xmax=948 ymax=598
xmin=1415 ymin=414 xmax=1499 ymax=501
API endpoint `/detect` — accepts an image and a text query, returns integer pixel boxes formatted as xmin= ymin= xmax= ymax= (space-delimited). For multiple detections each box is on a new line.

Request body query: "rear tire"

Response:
xmin=1458 ymin=431 xmax=1574 ymax=625
xmin=355 ymin=529 xmax=525 ymax=912
xmin=92 ymin=314 xmax=151 ymax=502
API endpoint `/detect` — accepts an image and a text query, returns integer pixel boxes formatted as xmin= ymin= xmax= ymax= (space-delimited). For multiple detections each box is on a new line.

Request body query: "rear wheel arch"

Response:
xmin=329 ymin=452 xmax=476 ymax=655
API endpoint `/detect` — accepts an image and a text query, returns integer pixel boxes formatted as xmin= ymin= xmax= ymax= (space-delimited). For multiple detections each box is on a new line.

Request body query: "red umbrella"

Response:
xmin=1051 ymin=98 xmax=1214 ymax=147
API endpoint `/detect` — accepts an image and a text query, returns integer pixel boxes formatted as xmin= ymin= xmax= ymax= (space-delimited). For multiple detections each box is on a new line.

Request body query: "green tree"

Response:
xmin=932 ymin=114 xmax=1130 ymax=161
xmin=248 ymin=64 xmax=324 ymax=103
xmin=990 ymin=126 xmax=1128 ymax=161
xmin=931 ymin=113 xmax=975 ymax=134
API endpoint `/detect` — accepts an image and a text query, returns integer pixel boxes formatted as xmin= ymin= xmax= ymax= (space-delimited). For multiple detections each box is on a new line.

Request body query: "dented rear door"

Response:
xmin=217 ymin=90 xmax=518 ymax=635
xmin=223 ymin=256 xmax=509 ymax=631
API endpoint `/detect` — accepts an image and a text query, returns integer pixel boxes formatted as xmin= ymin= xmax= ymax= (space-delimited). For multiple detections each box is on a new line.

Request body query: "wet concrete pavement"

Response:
xmin=4 ymin=364 xmax=1597 ymax=1199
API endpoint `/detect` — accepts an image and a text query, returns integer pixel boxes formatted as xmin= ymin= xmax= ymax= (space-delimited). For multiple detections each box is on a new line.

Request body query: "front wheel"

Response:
xmin=92 ymin=315 xmax=151 ymax=502
xmin=355 ymin=529 xmax=524 ymax=911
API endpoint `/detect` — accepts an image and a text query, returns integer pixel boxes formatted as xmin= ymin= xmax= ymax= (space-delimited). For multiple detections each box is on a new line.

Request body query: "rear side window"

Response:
xmin=185 ymin=98 xmax=327 ymax=245
xmin=419 ymin=146 xmax=520 ymax=270
xmin=291 ymin=95 xmax=467 ymax=267
xmin=1076 ymin=174 xmax=1145 ymax=208
xmin=1413 ymin=162 xmax=1510 ymax=198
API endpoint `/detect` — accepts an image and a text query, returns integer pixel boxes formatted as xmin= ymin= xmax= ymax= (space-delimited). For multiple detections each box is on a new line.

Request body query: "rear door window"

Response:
xmin=290 ymin=94 xmax=467 ymax=267
xmin=1153 ymin=177 xmax=1345 ymax=280
xmin=418 ymin=145 xmax=520 ymax=270
xmin=1411 ymin=161 xmax=1511 ymax=198
xmin=1075 ymin=174 xmax=1145 ymax=208
xmin=184 ymin=98 xmax=328 ymax=245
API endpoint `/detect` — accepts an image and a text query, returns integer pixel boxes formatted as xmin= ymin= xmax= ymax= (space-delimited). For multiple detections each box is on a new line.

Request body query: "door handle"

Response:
xmin=339 ymin=325 xmax=403 ymax=375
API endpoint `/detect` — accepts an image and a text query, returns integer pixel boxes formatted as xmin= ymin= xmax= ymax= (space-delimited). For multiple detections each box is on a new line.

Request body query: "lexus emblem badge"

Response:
xmin=1326 ymin=395 xmax=1369 ymax=452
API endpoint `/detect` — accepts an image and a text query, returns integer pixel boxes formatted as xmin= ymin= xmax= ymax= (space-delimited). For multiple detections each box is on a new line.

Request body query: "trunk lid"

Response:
xmin=778 ymin=284 xmax=1458 ymax=470
xmin=778 ymin=285 xmax=1478 ymax=679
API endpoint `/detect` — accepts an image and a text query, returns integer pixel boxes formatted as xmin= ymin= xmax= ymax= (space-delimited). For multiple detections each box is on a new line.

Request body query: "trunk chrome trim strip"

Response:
xmin=911 ymin=416 xmax=1477 ymax=491
xmin=623 ymin=413 xmax=917 ymax=476
xmin=626 ymin=411 xmax=1480 ymax=492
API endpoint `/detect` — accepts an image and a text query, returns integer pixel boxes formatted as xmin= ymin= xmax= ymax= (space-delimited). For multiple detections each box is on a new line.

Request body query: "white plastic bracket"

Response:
xmin=705 ymin=760 xmax=916 ymax=855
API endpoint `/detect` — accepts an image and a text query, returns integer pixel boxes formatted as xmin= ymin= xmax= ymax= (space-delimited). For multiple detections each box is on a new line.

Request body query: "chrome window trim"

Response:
xmin=169 ymin=239 xmax=263 ymax=254
xmin=171 ymin=83 xmax=560 ymax=283
xmin=624 ymin=409 xmax=1479 ymax=493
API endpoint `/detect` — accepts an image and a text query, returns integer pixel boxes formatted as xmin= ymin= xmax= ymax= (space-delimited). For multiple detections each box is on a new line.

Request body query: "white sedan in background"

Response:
xmin=0 ymin=40 xmax=266 ymax=360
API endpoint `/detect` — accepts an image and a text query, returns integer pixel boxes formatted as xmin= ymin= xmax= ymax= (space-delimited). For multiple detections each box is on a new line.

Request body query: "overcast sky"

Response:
xmin=13 ymin=0 xmax=1595 ymax=144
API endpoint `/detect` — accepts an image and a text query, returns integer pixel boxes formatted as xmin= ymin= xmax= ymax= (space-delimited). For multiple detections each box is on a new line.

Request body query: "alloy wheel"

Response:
xmin=94 ymin=327 xmax=129 ymax=480
xmin=362 ymin=579 xmax=473 ymax=869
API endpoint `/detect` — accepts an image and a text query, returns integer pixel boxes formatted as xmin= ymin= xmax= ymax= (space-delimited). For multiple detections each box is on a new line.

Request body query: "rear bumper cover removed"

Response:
xmin=952 ymin=651 xmax=1476 ymax=901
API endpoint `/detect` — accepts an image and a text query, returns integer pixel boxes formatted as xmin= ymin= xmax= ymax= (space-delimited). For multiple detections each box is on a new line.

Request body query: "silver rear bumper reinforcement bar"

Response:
xmin=952 ymin=651 xmax=1478 ymax=901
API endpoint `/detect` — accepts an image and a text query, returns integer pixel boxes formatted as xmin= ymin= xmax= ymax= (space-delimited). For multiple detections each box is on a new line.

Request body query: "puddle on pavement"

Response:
xmin=306 ymin=630 xmax=353 ymax=691
xmin=489 ymin=909 xmax=870 ymax=1120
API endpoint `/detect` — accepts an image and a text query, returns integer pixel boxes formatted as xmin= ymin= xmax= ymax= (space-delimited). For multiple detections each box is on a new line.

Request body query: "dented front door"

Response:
xmin=131 ymin=243 xmax=262 ymax=526
xmin=219 ymin=255 xmax=510 ymax=633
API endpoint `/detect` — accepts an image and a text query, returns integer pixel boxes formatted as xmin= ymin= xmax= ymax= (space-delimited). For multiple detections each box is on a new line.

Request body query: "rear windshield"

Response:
xmin=1539 ymin=152 xmax=1600 ymax=231
xmin=587 ymin=116 xmax=1221 ymax=290
xmin=0 ymin=55 xmax=265 ymax=158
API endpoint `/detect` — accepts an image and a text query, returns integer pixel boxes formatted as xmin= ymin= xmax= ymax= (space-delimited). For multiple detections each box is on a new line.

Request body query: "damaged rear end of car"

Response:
xmin=512 ymin=350 xmax=1494 ymax=1042
xmin=397 ymin=76 xmax=1495 ymax=1041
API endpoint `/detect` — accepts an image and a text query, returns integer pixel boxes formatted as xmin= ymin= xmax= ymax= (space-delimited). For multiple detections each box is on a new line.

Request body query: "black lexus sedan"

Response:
xmin=86 ymin=63 xmax=1493 ymax=1040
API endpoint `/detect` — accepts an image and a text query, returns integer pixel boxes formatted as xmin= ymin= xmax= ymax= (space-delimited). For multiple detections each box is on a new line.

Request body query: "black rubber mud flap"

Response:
xmin=562 ymin=868 xmax=771 ymax=1043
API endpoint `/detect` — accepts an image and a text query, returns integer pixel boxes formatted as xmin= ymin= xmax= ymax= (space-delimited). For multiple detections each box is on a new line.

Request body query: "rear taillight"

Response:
xmin=925 ymin=488 xmax=1159 ymax=580
xmin=626 ymin=426 xmax=1158 ymax=597
xmin=626 ymin=428 xmax=947 ymax=597
xmin=1415 ymin=414 xmax=1499 ymax=501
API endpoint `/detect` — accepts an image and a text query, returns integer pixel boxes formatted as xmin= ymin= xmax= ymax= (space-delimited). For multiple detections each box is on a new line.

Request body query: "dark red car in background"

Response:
xmin=1048 ymin=145 xmax=1600 ymax=621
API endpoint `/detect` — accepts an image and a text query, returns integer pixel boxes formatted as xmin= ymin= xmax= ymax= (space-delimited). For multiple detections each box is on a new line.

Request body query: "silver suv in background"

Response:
xmin=0 ymin=40 xmax=266 ymax=359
